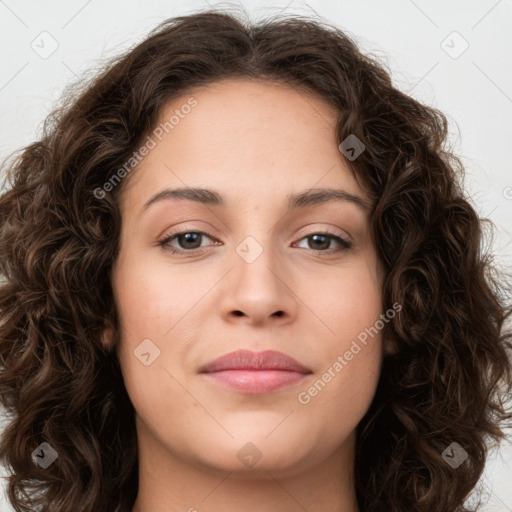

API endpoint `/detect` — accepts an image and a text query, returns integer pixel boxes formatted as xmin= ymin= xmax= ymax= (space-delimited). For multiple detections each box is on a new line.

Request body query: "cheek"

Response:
xmin=311 ymin=340 xmax=382 ymax=449
xmin=112 ymin=251 xmax=193 ymax=338
xmin=295 ymin=257 xmax=383 ymax=431
xmin=307 ymin=256 xmax=382 ymax=341
xmin=111 ymin=259 xmax=194 ymax=438
xmin=296 ymin=326 xmax=382 ymax=449
xmin=111 ymin=248 xmax=210 ymax=380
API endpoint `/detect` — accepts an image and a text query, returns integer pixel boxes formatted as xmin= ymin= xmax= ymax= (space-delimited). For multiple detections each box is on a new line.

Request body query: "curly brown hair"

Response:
xmin=1 ymin=6 xmax=511 ymax=512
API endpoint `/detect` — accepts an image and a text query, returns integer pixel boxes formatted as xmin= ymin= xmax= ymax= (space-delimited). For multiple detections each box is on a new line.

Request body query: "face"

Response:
xmin=105 ymin=78 xmax=385 ymax=478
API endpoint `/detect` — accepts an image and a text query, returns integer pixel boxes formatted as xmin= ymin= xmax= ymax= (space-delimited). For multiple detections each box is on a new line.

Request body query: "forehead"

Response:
xmin=119 ymin=78 xmax=365 ymax=211
xmin=157 ymin=77 xmax=339 ymax=148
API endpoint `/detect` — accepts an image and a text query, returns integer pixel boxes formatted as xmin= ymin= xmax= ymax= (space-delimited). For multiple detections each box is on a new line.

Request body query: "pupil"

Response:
xmin=180 ymin=233 xmax=201 ymax=249
xmin=311 ymin=234 xmax=329 ymax=250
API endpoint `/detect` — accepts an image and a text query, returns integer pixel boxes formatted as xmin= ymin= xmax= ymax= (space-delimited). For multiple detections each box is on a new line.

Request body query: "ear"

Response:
xmin=383 ymin=335 xmax=398 ymax=357
xmin=101 ymin=326 xmax=115 ymax=350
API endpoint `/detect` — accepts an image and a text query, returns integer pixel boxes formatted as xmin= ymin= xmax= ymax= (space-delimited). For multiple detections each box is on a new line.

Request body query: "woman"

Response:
xmin=0 ymin=7 xmax=510 ymax=512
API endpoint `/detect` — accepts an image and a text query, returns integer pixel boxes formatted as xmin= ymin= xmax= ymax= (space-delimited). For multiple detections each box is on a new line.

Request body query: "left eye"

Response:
xmin=295 ymin=233 xmax=351 ymax=251
xmin=158 ymin=230 xmax=351 ymax=254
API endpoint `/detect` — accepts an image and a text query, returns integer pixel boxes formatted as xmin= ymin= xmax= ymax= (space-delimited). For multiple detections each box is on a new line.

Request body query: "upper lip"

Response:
xmin=199 ymin=349 xmax=312 ymax=374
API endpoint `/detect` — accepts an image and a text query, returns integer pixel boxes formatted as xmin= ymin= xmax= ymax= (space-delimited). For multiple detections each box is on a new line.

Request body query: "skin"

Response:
xmin=102 ymin=78 xmax=386 ymax=512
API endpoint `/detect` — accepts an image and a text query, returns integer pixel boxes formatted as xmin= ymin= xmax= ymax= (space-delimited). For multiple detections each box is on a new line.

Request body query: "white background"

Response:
xmin=0 ymin=0 xmax=511 ymax=511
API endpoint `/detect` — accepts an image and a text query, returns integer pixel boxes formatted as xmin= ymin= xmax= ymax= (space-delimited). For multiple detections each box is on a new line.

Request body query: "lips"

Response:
xmin=198 ymin=349 xmax=312 ymax=374
xmin=199 ymin=349 xmax=312 ymax=394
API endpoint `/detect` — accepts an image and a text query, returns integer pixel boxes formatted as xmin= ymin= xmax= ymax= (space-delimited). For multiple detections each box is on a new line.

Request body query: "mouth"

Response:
xmin=202 ymin=369 xmax=310 ymax=393
xmin=198 ymin=349 xmax=312 ymax=394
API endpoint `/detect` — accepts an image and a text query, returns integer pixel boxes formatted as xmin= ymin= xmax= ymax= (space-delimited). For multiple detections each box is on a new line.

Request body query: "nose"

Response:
xmin=219 ymin=238 xmax=298 ymax=327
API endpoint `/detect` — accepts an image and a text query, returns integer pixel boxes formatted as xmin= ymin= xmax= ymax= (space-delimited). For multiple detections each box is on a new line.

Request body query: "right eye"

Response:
xmin=158 ymin=230 xmax=220 ymax=254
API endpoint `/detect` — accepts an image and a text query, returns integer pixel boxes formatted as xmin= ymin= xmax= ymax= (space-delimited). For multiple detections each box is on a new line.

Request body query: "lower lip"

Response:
xmin=202 ymin=370 xmax=309 ymax=393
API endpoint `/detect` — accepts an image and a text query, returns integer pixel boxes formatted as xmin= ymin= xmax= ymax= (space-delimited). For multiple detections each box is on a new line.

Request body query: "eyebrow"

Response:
xmin=142 ymin=186 xmax=371 ymax=212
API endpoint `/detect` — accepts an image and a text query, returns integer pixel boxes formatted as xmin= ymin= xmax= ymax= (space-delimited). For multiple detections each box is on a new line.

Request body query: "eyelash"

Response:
xmin=157 ymin=229 xmax=352 ymax=255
